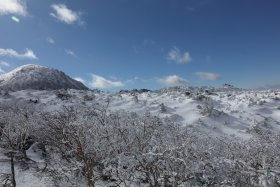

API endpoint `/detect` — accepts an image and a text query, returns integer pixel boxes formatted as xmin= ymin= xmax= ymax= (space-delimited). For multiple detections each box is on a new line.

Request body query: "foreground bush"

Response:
xmin=0 ymin=101 xmax=280 ymax=186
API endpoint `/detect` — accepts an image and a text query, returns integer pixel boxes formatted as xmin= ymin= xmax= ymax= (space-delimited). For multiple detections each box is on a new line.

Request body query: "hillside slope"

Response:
xmin=0 ymin=64 xmax=88 ymax=91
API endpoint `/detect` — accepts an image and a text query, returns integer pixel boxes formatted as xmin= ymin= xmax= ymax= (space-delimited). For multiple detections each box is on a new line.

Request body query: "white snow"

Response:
xmin=1 ymin=87 xmax=280 ymax=186
xmin=1 ymin=88 xmax=279 ymax=138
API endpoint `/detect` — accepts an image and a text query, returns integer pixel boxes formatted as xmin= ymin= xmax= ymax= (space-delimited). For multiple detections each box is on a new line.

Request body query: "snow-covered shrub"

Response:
xmin=38 ymin=106 xmax=106 ymax=187
xmin=55 ymin=89 xmax=71 ymax=100
xmin=0 ymin=90 xmax=11 ymax=98
xmin=159 ymin=103 xmax=166 ymax=113
xmin=133 ymin=95 xmax=139 ymax=103
xmin=197 ymin=103 xmax=214 ymax=116
xmin=0 ymin=100 xmax=37 ymax=159
xmin=28 ymin=98 xmax=39 ymax=104
xmin=1 ymin=93 xmax=280 ymax=187
xmin=257 ymin=99 xmax=266 ymax=105
xmin=83 ymin=94 xmax=95 ymax=101
xmin=0 ymin=173 xmax=14 ymax=187
xmin=185 ymin=91 xmax=191 ymax=96
xmin=192 ymin=94 xmax=209 ymax=101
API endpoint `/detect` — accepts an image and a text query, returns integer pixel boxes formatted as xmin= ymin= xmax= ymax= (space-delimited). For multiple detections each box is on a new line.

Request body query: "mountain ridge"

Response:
xmin=0 ymin=64 xmax=88 ymax=91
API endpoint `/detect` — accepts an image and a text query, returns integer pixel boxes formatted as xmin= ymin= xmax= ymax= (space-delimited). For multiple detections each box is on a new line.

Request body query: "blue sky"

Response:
xmin=0 ymin=0 xmax=280 ymax=90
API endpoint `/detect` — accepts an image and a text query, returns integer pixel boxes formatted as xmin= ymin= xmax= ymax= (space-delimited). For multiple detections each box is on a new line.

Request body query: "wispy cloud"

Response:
xmin=74 ymin=77 xmax=86 ymax=84
xmin=50 ymin=4 xmax=83 ymax=25
xmin=0 ymin=48 xmax=38 ymax=60
xmin=90 ymin=74 xmax=124 ymax=89
xmin=0 ymin=0 xmax=27 ymax=16
xmin=0 ymin=61 xmax=10 ymax=74
xmin=195 ymin=72 xmax=220 ymax=81
xmin=46 ymin=37 xmax=55 ymax=44
xmin=65 ymin=49 xmax=76 ymax=57
xmin=0 ymin=61 xmax=10 ymax=67
xmin=167 ymin=47 xmax=192 ymax=64
xmin=158 ymin=75 xmax=189 ymax=87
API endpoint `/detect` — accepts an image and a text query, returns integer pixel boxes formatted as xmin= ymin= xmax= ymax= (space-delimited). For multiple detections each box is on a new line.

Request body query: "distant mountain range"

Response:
xmin=0 ymin=64 xmax=88 ymax=91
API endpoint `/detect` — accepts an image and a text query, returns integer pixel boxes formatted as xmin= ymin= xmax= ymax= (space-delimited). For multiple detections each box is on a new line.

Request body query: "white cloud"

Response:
xmin=0 ymin=61 xmax=10 ymax=67
xmin=0 ymin=48 xmax=38 ymax=60
xmin=65 ymin=49 xmax=76 ymax=57
xmin=195 ymin=72 xmax=220 ymax=81
xmin=158 ymin=75 xmax=189 ymax=87
xmin=50 ymin=4 xmax=82 ymax=25
xmin=167 ymin=47 xmax=192 ymax=64
xmin=74 ymin=77 xmax=85 ymax=84
xmin=46 ymin=37 xmax=55 ymax=44
xmin=90 ymin=74 xmax=124 ymax=89
xmin=0 ymin=0 xmax=27 ymax=16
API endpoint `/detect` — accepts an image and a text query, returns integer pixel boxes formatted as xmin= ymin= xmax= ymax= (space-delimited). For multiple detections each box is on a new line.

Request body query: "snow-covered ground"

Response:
xmin=1 ymin=87 xmax=279 ymax=138
xmin=1 ymin=87 xmax=280 ymax=186
xmin=0 ymin=148 xmax=51 ymax=187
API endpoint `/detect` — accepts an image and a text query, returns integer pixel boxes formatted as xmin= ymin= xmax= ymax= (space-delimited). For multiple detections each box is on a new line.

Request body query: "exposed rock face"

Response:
xmin=0 ymin=64 xmax=88 ymax=91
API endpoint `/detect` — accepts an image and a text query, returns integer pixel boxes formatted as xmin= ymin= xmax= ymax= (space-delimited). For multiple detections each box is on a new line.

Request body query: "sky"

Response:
xmin=0 ymin=0 xmax=280 ymax=90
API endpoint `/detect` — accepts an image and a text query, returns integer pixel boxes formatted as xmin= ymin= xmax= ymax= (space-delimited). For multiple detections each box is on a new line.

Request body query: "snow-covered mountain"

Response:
xmin=0 ymin=64 xmax=88 ymax=91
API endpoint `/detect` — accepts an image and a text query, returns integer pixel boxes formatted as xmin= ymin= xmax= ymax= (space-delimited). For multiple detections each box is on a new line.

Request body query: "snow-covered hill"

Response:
xmin=0 ymin=64 xmax=88 ymax=91
xmin=1 ymin=87 xmax=279 ymax=138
